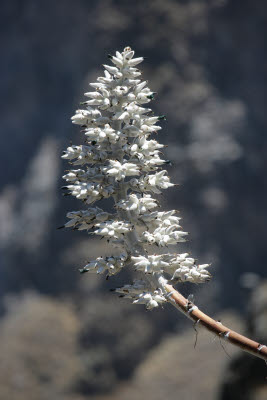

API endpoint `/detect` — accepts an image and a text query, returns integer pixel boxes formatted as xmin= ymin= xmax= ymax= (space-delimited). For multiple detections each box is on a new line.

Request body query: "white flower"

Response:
xmin=124 ymin=116 xmax=163 ymax=136
xmin=116 ymin=193 xmax=158 ymax=214
xmin=126 ymin=57 xmax=144 ymax=67
xmin=132 ymin=255 xmax=169 ymax=274
xmin=106 ymin=160 xmax=139 ymax=181
xmin=94 ymin=220 xmax=132 ymax=239
xmin=138 ymin=137 xmax=164 ymax=153
xmin=133 ymin=290 xmax=167 ymax=310
xmin=80 ymin=253 xmax=127 ymax=276
xmin=139 ymin=210 xmax=181 ymax=230
xmin=115 ymin=282 xmax=166 ymax=309
xmin=62 ymin=145 xmax=107 ymax=165
xmin=141 ymin=155 xmax=167 ymax=171
xmin=172 ymin=264 xmax=211 ymax=283
xmin=63 ymin=168 xmax=104 ymax=183
xmin=97 ymin=69 xmax=114 ymax=84
xmin=109 ymin=50 xmax=144 ymax=69
xmin=71 ymin=107 xmax=101 ymax=125
xmin=83 ymin=90 xmax=111 ymax=110
xmin=142 ymin=225 xmax=188 ymax=246
xmin=131 ymin=255 xmax=150 ymax=272
xmin=64 ymin=181 xmax=115 ymax=204
xmin=85 ymin=124 xmax=125 ymax=144
xmin=113 ymin=102 xmax=150 ymax=122
xmin=147 ymin=170 xmax=174 ymax=190
xmin=63 ymin=169 xmax=87 ymax=182
xmin=130 ymin=170 xmax=174 ymax=194
xmin=63 ymin=207 xmax=110 ymax=230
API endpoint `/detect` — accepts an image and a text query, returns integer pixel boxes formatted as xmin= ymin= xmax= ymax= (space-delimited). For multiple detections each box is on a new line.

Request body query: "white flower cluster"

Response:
xmin=138 ymin=210 xmax=180 ymax=229
xmin=116 ymin=193 xmax=158 ymax=214
xmin=104 ymin=160 xmax=140 ymax=181
xmin=130 ymin=170 xmax=174 ymax=194
xmin=63 ymin=181 xmax=114 ymax=203
xmin=85 ymin=124 xmax=124 ymax=144
xmin=80 ymin=253 xmax=128 ymax=276
xmin=62 ymin=144 xmax=108 ymax=165
xmin=61 ymin=47 xmax=211 ymax=309
xmin=131 ymin=253 xmax=211 ymax=283
xmin=93 ymin=220 xmax=133 ymax=246
xmin=114 ymin=281 xmax=167 ymax=310
xmin=63 ymin=207 xmax=110 ymax=230
xmin=141 ymin=225 xmax=188 ymax=246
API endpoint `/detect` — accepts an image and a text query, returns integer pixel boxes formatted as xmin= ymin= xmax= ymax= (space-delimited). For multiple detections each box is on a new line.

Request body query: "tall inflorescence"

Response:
xmin=61 ymin=47 xmax=211 ymax=310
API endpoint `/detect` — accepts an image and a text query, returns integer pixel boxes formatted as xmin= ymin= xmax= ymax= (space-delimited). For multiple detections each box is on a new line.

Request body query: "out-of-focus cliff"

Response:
xmin=0 ymin=0 xmax=266 ymax=398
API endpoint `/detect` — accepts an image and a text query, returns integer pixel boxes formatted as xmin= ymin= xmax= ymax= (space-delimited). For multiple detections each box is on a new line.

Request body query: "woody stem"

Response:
xmin=164 ymin=283 xmax=267 ymax=361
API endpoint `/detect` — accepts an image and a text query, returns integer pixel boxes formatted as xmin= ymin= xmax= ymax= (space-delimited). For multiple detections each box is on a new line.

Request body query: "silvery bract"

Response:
xmin=61 ymin=47 xmax=210 ymax=310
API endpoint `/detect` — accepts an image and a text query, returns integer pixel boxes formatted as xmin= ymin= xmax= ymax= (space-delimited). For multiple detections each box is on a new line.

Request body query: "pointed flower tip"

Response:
xmin=79 ymin=268 xmax=88 ymax=274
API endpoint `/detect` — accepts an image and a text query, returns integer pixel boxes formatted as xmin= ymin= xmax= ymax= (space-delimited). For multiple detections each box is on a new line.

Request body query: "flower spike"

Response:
xmin=61 ymin=47 xmax=267 ymax=362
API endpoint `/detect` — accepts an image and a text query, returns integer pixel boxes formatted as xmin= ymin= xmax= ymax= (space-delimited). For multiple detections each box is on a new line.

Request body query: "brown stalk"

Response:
xmin=165 ymin=283 xmax=267 ymax=361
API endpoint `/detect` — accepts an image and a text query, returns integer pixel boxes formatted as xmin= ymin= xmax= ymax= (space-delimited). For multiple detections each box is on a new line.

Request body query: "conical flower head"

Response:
xmin=61 ymin=47 xmax=210 ymax=310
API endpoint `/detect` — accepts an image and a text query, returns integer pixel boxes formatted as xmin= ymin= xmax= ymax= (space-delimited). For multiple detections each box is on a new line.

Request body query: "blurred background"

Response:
xmin=0 ymin=0 xmax=267 ymax=399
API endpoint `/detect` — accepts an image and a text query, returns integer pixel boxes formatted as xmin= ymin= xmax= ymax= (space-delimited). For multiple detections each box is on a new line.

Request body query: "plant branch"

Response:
xmin=164 ymin=283 xmax=267 ymax=361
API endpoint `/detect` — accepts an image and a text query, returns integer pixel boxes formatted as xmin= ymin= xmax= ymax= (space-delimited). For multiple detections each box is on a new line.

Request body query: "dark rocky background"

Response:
xmin=0 ymin=0 xmax=266 ymax=398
